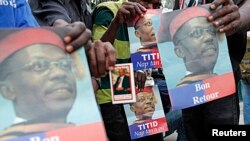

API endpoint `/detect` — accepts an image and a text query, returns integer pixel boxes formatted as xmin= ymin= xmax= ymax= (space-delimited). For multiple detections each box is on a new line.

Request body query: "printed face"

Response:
xmin=119 ymin=68 xmax=126 ymax=76
xmin=135 ymin=14 xmax=156 ymax=45
xmin=132 ymin=92 xmax=156 ymax=117
xmin=174 ymin=17 xmax=219 ymax=74
xmin=4 ymin=44 xmax=77 ymax=120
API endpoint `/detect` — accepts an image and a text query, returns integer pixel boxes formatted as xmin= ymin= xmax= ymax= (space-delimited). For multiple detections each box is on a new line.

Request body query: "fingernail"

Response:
xmin=66 ymin=45 xmax=74 ymax=52
xmin=214 ymin=21 xmax=219 ymax=26
xmin=219 ymin=28 xmax=224 ymax=32
xmin=208 ymin=16 xmax=213 ymax=21
xmin=210 ymin=4 xmax=216 ymax=9
xmin=64 ymin=36 xmax=71 ymax=43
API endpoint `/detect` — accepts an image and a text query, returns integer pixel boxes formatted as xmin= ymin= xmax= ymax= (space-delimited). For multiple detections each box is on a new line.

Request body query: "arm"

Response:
xmin=31 ymin=0 xmax=116 ymax=77
xmin=92 ymin=2 xmax=146 ymax=87
xmin=98 ymin=1 xmax=146 ymax=44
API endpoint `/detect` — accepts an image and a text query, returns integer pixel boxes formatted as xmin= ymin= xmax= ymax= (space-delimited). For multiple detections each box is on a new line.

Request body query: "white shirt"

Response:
xmin=117 ymin=76 xmax=124 ymax=88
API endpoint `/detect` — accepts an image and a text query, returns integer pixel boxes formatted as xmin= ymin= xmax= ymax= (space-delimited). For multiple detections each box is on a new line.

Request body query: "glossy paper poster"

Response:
xmin=0 ymin=28 xmax=107 ymax=141
xmin=109 ymin=63 xmax=136 ymax=104
xmin=123 ymin=86 xmax=168 ymax=139
xmin=128 ymin=9 xmax=162 ymax=70
xmin=152 ymin=6 xmax=235 ymax=110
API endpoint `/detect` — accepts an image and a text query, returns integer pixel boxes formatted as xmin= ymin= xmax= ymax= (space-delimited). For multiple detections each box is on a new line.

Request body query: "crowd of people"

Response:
xmin=0 ymin=0 xmax=250 ymax=141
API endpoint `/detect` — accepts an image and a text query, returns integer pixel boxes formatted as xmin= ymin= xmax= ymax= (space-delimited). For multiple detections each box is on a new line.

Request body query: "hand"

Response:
xmin=87 ymin=40 xmax=116 ymax=78
xmin=113 ymin=1 xmax=147 ymax=25
xmin=208 ymin=0 xmax=241 ymax=35
xmin=63 ymin=21 xmax=92 ymax=52
xmin=134 ymin=71 xmax=146 ymax=91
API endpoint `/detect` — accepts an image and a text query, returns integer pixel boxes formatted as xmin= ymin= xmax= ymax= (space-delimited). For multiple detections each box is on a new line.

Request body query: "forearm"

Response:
xmin=238 ymin=0 xmax=250 ymax=32
xmin=100 ymin=18 xmax=121 ymax=44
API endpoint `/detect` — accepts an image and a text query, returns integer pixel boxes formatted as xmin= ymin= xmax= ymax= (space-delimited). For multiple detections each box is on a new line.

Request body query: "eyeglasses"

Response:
xmin=175 ymin=25 xmax=217 ymax=44
xmin=189 ymin=25 xmax=217 ymax=39
xmin=6 ymin=58 xmax=75 ymax=77
xmin=137 ymin=95 xmax=154 ymax=103
xmin=135 ymin=20 xmax=153 ymax=29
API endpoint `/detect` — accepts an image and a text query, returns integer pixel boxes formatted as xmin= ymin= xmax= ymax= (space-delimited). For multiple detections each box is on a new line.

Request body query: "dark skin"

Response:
xmin=100 ymin=1 xmax=147 ymax=44
xmin=54 ymin=20 xmax=116 ymax=79
xmin=208 ymin=0 xmax=250 ymax=35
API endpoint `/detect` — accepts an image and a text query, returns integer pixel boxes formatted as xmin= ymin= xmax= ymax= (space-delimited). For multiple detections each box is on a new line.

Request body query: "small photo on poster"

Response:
xmin=109 ymin=63 xmax=136 ymax=104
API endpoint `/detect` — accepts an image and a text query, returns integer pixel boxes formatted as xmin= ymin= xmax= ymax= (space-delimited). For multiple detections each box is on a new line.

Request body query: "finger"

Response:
xmin=129 ymin=5 xmax=136 ymax=17
xmin=67 ymin=28 xmax=92 ymax=52
xmin=135 ymin=3 xmax=147 ymax=15
xmin=210 ymin=0 xmax=231 ymax=10
xmin=64 ymin=22 xmax=86 ymax=43
xmin=134 ymin=71 xmax=138 ymax=87
xmin=212 ymin=9 xmax=239 ymax=28
xmin=140 ymin=73 xmax=146 ymax=90
xmin=120 ymin=4 xmax=132 ymax=14
xmin=218 ymin=20 xmax=241 ymax=35
xmin=87 ymin=44 xmax=99 ymax=77
xmin=104 ymin=42 xmax=116 ymax=70
xmin=94 ymin=41 xmax=107 ymax=76
xmin=208 ymin=4 xmax=237 ymax=22
xmin=137 ymin=72 xmax=142 ymax=89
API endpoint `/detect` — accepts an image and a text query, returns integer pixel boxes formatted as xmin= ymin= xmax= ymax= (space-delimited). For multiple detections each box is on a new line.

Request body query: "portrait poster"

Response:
xmin=109 ymin=63 xmax=136 ymax=104
xmin=128 ymin=9 xmax=163 ymax=71
xmin=0 ymin=28 xmax=107 ymax=141
xmin=151 ymin=5 xmax=235 ymax=111
xmin=123 ymin=86 xmax=168 ymax=140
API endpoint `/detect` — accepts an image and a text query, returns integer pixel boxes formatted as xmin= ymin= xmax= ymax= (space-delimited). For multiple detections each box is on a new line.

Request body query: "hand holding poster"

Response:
xmin=0 ymin=28 xmax=107 ymax=141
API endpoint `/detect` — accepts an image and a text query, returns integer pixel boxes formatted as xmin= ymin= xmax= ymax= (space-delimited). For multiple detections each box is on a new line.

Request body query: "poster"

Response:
xmin=123 ymin=86 xmax=168 ymax=139
xmin=152 ymin=5 xmax=235 ymax=110
xmin=0 ymin=28 xmax=107 ymax=141
xmin=128 ymin=9 xmax=163 ymax=70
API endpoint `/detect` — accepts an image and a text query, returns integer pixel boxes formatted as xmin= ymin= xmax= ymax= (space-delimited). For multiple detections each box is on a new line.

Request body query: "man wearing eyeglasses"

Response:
xmin=170 ymin=6 xmax=219 ymax=87
xmin=0 ymin=28 xmax=77 ymax=140
xmin=168 ymin=0 xmax=250 ymax=141
xmin=134 ymin=14 xmax=157 ymax=52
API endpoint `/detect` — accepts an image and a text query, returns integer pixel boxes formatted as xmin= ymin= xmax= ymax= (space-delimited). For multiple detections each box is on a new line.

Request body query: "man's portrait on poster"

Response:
xmin=0 ymin=28 xmax=91 ymax=140
xmin=113 ymin=67 xmax=131 ymax=95
xmin=129 ymin=87 xmax=158 ymax=124
xmin=134 ymin=13 xmax=158 ymax=52
xmin=156 ymin=6 xmax=230 ymax=88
